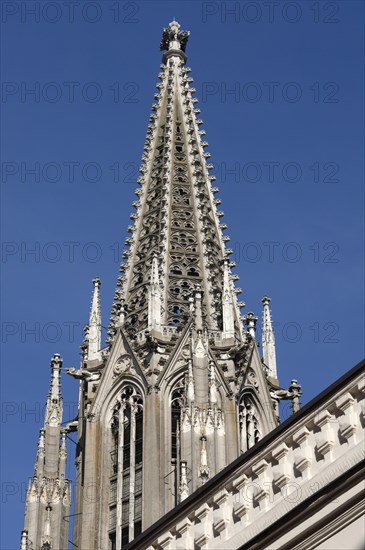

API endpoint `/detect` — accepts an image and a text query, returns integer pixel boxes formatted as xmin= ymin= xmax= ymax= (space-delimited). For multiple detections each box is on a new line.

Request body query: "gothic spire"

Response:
xmin=88 ymin=277 xmax=102 ymax=361
xmin=23 ymin=23 xmax=293 ymax=550
xmin=109 ymin=19 xmax=243 ymax=343
xmin=261 ymin=296 xmax=278 ymax=381
xmin=22 ymin=354 xmax=71 ymax=550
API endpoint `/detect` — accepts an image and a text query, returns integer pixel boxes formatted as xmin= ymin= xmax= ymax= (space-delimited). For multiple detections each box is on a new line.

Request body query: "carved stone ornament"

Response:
xmin=246 ymin=368 xmax=259 ymax=390
xmin=113 ymin=354 xmax=133 ymax=378
xmin=47 ymin=404 xmax=61 ymax=427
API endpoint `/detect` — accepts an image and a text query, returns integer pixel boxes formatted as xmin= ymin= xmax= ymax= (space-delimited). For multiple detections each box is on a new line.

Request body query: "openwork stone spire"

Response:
xmin=109 ymin=19 xmax=243 ymax=344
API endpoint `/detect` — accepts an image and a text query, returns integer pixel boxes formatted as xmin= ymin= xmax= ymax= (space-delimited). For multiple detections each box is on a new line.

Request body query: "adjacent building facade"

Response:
xmin=124 ymin=360 xmax=364 ymax=550
xmin=21 ymin=21 xmax=364 ymax=550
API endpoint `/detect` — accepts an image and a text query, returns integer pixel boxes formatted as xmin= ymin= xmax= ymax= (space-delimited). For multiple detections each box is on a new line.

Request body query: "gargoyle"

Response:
xmin=66 ymin=367 xmax=101 ymax=381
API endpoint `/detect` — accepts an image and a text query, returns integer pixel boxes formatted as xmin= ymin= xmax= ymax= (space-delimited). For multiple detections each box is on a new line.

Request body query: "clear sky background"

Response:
xmin=1 ymin=1 xmax=364 ymax=548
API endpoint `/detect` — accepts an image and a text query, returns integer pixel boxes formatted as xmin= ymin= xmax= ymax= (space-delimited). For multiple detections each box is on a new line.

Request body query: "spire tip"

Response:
xmin=160 ymin=20 xmax=190 ymax=55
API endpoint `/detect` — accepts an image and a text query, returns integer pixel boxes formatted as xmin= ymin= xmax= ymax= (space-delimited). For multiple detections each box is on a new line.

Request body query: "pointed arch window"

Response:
xmin=109 ymin=385 xmax=143 ymax=549
xmin=169 ymin=380 xmax=186 ymax=505
xmin=238 ymin=395 xmax=261 ymax=454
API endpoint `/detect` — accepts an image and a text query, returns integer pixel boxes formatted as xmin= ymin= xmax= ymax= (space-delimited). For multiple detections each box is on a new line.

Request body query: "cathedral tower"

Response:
xmin=22 ymin=21 xmax=300 ymax=550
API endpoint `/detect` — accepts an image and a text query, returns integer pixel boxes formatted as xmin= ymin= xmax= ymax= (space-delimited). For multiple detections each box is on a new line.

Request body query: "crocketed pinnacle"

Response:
xmin=88 ymin=277 xmax=102 ymax=361
xmin=262 ymin=296 xmax=278 ymax=381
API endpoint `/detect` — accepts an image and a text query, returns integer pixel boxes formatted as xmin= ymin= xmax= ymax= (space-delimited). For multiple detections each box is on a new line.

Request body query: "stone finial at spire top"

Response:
xmin=160 ymin=20 xmax=190 ymax=54
xmin=49 ymin=353 xmax=62 ymax=402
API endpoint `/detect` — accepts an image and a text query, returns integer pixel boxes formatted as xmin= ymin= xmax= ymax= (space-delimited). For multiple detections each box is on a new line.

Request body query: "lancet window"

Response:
xmin=170 ymin=381 xmax=185 ymax=505
xmin=238 ymin=395 xmax=261 ymax=454
xmin=108 ymin=385 xmax=143 ymax=549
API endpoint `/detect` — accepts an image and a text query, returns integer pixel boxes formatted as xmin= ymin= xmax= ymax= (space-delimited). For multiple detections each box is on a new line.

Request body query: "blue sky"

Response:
xmin=1 ymin=1 xmax=364 ymax=548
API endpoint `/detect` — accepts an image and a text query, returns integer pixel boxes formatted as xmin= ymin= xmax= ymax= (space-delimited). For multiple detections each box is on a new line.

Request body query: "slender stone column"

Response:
xmin=116 ymin=406 xmax=125 ymax=549
xmin=129 ymin=403 xmax=136 ymax=541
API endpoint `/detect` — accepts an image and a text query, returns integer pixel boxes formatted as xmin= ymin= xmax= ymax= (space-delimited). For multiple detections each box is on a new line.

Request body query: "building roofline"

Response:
xmin=126 ymin=357 xmax=365 ymax=549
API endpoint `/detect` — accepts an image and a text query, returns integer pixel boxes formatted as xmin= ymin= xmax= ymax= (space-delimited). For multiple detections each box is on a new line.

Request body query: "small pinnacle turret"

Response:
xmin=22 ymin=354 xmax=71 ymax=550
xmin=222 ymin=260 xmax=235 ymax=338
xmin=261 ymin=296 xmax=278 ymax=382
xmin=88 ymin=277 xmax=102 ymax=361
xmin=244 ymin=312 xmax=258 ymax=339
xmin=45 ymin=353 xmax=62 ymax=432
